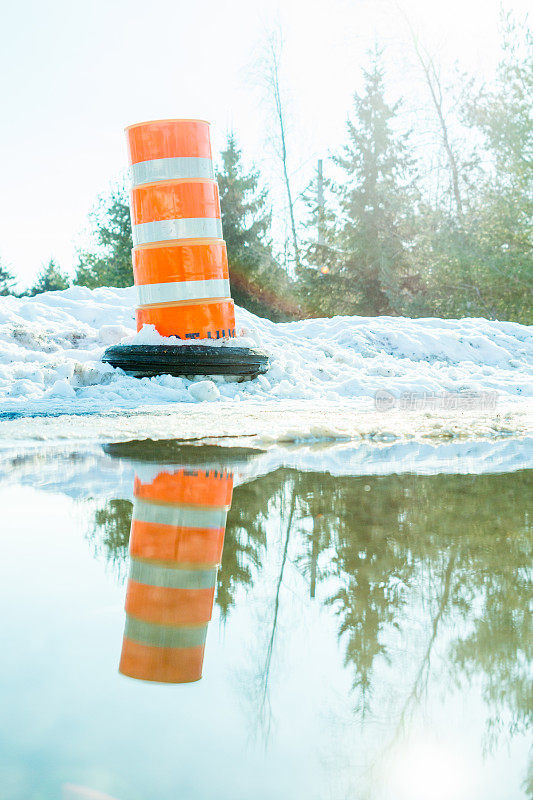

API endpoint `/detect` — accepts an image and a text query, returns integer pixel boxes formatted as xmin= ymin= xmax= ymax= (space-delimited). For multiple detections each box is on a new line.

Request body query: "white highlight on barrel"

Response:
xmin=136 ymin=278 xmax=231 ymax=307
xmin=131 ymin=157 xmax=214 ymax=186
xmin=132 ymin=217 xmax=223 ymax=246
xmin=133 ymin=498 xmax=228 ymax=529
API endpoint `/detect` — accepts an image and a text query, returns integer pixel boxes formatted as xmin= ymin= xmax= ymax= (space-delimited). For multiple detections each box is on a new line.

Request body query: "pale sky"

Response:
xmin=0 ymin=0 xmax=528 ymax=289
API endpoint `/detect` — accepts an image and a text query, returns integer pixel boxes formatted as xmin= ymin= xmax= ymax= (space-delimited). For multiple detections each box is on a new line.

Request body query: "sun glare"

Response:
xmin=387 ymin=739 xmax=474 ymax=800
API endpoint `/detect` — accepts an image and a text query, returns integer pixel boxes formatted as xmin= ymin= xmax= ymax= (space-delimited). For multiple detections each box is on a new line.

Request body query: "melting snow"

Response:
xmin=0 ymin=285 xmax=531 ymax=418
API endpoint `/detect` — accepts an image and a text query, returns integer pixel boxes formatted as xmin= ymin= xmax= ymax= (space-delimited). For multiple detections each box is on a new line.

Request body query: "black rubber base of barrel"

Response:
xmin=102 ymin=344 xmax=269 ymax=378
xmin=103 ymin=440 xmax=263 ymax=465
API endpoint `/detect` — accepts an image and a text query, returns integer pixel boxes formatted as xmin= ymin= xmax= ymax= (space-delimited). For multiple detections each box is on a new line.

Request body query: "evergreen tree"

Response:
xmin=298 ymin=162 xmax=345 ymax=317
xmin=416 ymin=15 xmax=532 ymax=323
xmin=217 ymin=133 xmax=297 ymax=321
xmin=467 ymin=14 xmax=532 ymax=191
xmin=460 ymin=14 xmax=533 ymax=322
xmin=334 ymin=48 xmax=420 ymax=316
xmin=75 ymin=184 xmax=133 ymax=288
xmin=0 ymin=258 xmax=16 ymax=296
xmin=30 ymin=258 xmax=70 ymax=295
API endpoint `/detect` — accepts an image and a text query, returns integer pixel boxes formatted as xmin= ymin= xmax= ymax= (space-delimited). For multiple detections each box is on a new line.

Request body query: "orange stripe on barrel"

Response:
xmin=136 ymin=298 xmax=235 ymax=339
xmin=134 ymin=470 xmax=233 ymax=507
xmin=130 ymin=520 xmax=225 ymax=565
xmin=133 ymin=240 xmax=229 ymax=287
xmin=125 ymin=580 xmax=216 ymax=626
xmin=119 ymin=637 xmax=204 ymax=683
xmin=126 ymin=119 xmax=212 ymax=165
xmin=130 ymin=179 xmax=220 ymax=226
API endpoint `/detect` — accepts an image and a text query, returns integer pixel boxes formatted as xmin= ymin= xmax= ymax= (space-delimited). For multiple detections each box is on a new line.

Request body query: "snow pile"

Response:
xmin=0 ymin=285 xmax=531 ymax=417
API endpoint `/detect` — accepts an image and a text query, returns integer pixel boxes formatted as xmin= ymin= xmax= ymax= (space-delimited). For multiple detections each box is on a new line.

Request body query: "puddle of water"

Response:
xmin=0 ymin=440 xmax=531 ymax=800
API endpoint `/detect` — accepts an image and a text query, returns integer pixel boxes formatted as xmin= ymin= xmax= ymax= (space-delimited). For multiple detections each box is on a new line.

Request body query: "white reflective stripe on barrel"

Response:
xmin=133 ymin=497 xmax=228 ymax=529
xmin=137 ymin=278 xmax=231 ymax=307
xmin=131 ymin=157 xmax=214 ymax=186
xmin=129 ymin=559 xmax=217 ymax=590
xmin=124 ymin=616 xmax=208 ymax=648
xmin=132 ymin=217 xmax=223 ymax=246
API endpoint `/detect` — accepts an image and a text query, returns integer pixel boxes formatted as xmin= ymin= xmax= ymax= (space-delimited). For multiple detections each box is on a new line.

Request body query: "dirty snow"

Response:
xmin=0 ymin=285 xmax=531 ymax=420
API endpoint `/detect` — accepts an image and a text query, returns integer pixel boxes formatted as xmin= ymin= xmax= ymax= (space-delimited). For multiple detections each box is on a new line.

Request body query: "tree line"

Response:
xmin=2 ymin=16 xmax=531 ymax=323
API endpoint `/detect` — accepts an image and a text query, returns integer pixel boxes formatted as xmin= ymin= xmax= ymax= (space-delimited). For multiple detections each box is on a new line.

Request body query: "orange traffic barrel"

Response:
xmin=126 ymin=119 xmax=214 ymax=186
xmin=119 ymin=466 xmax=233 ymax=684
xmin=124 ymin=118 xmax=237 ymax=341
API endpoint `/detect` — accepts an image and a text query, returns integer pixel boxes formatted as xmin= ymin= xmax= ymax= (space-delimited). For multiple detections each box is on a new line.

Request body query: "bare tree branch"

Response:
xmin=399 ymin=8 xmax=465 ymax=219
xmin=263 ymin=31 xmax=301 ymax=269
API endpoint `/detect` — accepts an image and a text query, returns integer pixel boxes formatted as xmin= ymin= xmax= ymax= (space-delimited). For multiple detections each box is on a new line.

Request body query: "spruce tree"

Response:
xmin=217 ymin=133 xmax=296 ymax=320
xmin=459 ymin=14 xmax=533 ymax=322
xmin=420 ymin=15 xmax=532 ymax=323
xmin=0 ymin=259 xmax=16 ymax=296
xmin=298 ymin=162 xmax=345 ymax=317
xmin=334 ymin=48 xmax=419 ymax=316
xmin=30 ymin=258 xmax=70 ymax=295
xmin=75 ymin=184 xmax=133 ymax=288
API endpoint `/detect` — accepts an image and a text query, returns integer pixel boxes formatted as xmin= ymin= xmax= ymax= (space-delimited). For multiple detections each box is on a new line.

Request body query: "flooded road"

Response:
xmin=0 ymin=440 xmax=531 ymax=799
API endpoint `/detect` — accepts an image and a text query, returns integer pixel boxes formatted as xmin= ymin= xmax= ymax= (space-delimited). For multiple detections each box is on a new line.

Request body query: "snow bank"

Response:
xmin=0 ymin=285 xmax=531 ymax=417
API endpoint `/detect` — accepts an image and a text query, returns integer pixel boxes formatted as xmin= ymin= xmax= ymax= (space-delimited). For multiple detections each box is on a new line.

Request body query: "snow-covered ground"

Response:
xmin=0 ymin=286 xmax=531 ymax=443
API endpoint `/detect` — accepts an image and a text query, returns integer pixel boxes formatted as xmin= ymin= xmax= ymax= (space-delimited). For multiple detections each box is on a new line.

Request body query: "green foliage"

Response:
xmin=419 ymin=205 xmax=532 ymax=321
xmin=217 ymin=133 xmax=298 ymax=321
xmin=75 ymin=184 xmax=133 ymax=289
xmin=466 ymin=13 xmax=532 ymax=189
xmin=298 ymin=165 xmax=345 ymax=317
xmin=30 ymin=258 xmax=70 ymax=295
xmin=332 ymin=47 xmax=420 ymax=316
xmin=463 ymin=14 xmax=532 ymax=321
xmin=0 ymin=258 xmax=16 ymax=296
xmin=418 ymin=13 xmax=533 ymax=322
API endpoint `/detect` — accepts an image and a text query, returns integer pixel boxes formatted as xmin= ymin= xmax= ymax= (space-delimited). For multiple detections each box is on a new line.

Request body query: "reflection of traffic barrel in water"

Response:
xmin=119 ymin=466 xmax=233 ymax=683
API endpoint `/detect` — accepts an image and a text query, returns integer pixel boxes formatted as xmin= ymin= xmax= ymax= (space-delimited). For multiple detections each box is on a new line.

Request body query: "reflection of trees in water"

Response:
xmin=293 ymin=470 xmax=532 ymax=743
xmin=243 ymin=468 xmax=532 ymax=752
xmin=256 ymin=479 xmax=298 ymax=742
xmin=222 ymin=470 xmax=297 ymax=742
xmin=217 ymin=474 xmax=281 ymax=619
xmin=86 ymin=498 xmax=133 ymax=581
xmin=87 ymin=467 xmax=532 ymax=750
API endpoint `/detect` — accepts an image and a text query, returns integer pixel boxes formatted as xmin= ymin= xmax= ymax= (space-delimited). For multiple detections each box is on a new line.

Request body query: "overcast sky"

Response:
xmin=1 ymin=0 xmax=528 ymax=289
